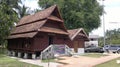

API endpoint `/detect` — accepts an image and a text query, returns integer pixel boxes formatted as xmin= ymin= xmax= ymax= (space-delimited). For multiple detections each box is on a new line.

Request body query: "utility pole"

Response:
xmin=102 ymin=0 xmax=106 ymax=46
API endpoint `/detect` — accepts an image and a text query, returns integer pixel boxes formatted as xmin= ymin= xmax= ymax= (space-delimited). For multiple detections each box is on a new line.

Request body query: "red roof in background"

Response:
xmin=68 ymin=28 xmax=89 ymax=40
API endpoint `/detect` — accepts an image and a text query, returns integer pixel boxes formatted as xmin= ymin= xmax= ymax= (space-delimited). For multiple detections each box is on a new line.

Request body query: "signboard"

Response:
xmin=53 ymin=45 xmax=65 ymax=54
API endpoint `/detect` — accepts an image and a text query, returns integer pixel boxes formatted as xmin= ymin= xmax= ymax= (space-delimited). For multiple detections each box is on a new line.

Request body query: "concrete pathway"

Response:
xmin=57 ymin=53 xmax=120 ymax=67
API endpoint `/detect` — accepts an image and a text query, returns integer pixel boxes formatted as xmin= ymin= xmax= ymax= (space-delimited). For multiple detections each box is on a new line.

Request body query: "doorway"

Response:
xmin=48 ymin=36 xmax=53 ymax=45
xmin=74 ymin=41 xmax=78 ymax=53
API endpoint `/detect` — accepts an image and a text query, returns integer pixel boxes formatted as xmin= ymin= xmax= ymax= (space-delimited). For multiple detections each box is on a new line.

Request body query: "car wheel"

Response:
xmin=86 ymin=50 xmax=89 ymax=53
xmin=117 ymin=49 xmax=120 ymax=54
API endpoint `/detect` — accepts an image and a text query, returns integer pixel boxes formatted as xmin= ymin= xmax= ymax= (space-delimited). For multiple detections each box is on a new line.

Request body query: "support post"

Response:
xmin=18 ymin=52 xmax=21 ymax=58
xmin=7 ymin=51 xmax=11 ymax=56
xmin=24 ymin=53 xmax=28 ymax=59
xmin=32 ymin=53 xmax=36 ymax=59
xmin=12 ymin=51 xmax=16 ymax=56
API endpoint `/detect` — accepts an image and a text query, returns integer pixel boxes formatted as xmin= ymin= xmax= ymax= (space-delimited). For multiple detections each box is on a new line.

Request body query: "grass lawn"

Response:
xmin=95 ymin=57 xmax=120 ymax=67
xmin=82 ymin=53 xmax=108 ymax=58
xmin=0 ymin=54 xmax=42 ymax=67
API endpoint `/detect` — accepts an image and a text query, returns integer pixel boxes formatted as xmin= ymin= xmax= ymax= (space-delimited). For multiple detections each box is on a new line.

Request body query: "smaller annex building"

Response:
xmin=67 ymin=28 xmax=89 ymax=54
xmin=7 ymin=5 xmax=89 ymax=59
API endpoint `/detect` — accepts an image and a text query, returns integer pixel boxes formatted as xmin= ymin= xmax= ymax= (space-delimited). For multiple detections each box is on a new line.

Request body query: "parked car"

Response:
xmin=103 ymin=45 xmax=120 ymax=53
xmin=85 ymin=46 xmax=104 ymax=53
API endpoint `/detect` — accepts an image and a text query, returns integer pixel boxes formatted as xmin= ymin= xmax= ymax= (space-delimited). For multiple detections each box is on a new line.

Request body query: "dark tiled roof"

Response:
xmin=47 ymin=15 xmax=63 ymax=22
xmin=17 ymin=5 xmax=57 ymax=26
xmin=8 ymin=32 xmax=37 ymax=39
xmin=11 ymin=20 xmax=47 ymax=34
xmin=68 ymin=28 xmax=79 ymax=39
xmin=39 ymin=27 xmax=68 ymax=35
xmin=8 ymin=5 xmax=68 ymax=39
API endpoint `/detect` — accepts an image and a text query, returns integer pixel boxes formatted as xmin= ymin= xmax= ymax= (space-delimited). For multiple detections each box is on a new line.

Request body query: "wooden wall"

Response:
xmin=8 ymin=32 xmax=86 ymax=53
xmin=33 ymin=32 xmax=70 ymax=52
xmin=7 ymin=38 xmax=34 ymax=53
xmin=33 ymin=33 xmax=49 ymax=51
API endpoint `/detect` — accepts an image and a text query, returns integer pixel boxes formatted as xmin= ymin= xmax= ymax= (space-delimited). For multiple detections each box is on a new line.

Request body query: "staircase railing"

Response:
xmin=41 ymin=45 xmax=54 ymax=60
xmin=65 ymin=45 xmax=73 ymax=56
xmin=41 ymin=44 xmax=73 ymax=60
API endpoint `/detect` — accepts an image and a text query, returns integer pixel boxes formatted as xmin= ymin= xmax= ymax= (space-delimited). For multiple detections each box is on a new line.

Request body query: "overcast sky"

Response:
xmin=23 ymin=0 xmax=120 ymax=36
xmin=91 ymin=0 xmax=120 ymax=36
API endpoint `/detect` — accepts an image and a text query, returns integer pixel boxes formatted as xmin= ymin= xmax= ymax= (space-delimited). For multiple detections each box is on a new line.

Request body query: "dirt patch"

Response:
xmin=57 ymin=54 xmax=120 ymax=67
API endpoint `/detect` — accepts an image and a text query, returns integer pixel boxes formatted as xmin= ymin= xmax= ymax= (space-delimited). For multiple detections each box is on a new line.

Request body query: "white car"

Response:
xmin=103 ymin=45 xmax=120 ymax=53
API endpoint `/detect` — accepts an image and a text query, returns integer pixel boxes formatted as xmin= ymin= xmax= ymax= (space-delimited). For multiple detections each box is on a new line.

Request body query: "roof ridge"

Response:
xmin=17 ymin=5 xmax=57 ymax=26
xmin=16 ymin=18 xmax=46 ymax=27
xmin=71 ymin=28 xmax=82 ymax=40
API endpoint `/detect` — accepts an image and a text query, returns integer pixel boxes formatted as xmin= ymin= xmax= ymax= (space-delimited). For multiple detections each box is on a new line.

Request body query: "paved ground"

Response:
xmin=57 ymin=53 xmax=120 ymax=67
xmin=11 ymin=53 xmax=120 ymax=67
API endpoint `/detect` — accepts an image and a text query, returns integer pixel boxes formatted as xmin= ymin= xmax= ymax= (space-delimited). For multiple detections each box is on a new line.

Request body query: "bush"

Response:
xmin=0 ymin=47 xmax=7 ymax=54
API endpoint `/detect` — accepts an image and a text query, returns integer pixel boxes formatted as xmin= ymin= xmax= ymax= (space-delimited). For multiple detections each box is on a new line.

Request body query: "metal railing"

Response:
xmin=41 ymin=45 xmax=54 ymax=60
xmin=41 ymin=44 xmax=73 ymax=60
xmin=65 ymin=45 xmax=73 ymax=56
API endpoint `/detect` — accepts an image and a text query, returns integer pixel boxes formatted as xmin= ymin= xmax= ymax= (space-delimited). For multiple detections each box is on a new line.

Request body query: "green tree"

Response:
xmin=106 ymin=28 xmax=120 ymax=45
xmin=15 ymin=0 xmax=31 ymax=19
xmin=0 ymin=0 xmax=19 ymax=46
xmin=38 ymin=0 xmax=103 ymax=32
xmin=17 ymin=5 xmax=30 ymax=18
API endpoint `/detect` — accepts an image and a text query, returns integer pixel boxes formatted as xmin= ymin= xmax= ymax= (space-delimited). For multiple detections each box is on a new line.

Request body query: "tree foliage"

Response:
xmin=38 ymin=0 xmax=103 ymax=32
xmin=106 ymin=28 xmax=120 ymax=45
xmin=15 ymin=1 xmax=31 ymax=19
xmin=16 ymin=5 xmax=29 ymax=18
xmin=99 ymin=28 xmax=120 ymax=46
xmin=0 ymin=0 xmax=19 ymax=45
xmin=0 ymin=0 xmax=36 ymax=46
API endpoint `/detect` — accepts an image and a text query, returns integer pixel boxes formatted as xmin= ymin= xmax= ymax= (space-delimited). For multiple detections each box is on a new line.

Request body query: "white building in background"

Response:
xmin=85 ymin=35 xmax=99 ymax=47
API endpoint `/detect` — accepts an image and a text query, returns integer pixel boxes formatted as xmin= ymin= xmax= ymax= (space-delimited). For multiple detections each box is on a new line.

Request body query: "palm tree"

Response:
xmin=17 ymin=5 xmax=30 ymax=18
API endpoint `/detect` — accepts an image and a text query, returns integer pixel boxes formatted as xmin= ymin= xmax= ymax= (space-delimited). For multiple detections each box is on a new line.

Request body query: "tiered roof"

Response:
xmin=8 ymin=5 xmax=68 ymax=39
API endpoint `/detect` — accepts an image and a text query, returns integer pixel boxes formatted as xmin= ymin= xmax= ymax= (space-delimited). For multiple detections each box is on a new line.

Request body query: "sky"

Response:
xmin=91 ymin=0 xmax=120 ymax=36
xmin=22 ymin=0 xmax=39 ymax=10
xmin=23 ymin=0 xmax=120 ymax=36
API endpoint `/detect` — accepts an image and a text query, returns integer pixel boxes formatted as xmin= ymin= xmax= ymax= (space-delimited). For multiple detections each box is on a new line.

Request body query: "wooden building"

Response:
xmin=7 ymin=5 xmax=88 ymax=59
xmin=67 ymin=28 xmax=89 ymax=54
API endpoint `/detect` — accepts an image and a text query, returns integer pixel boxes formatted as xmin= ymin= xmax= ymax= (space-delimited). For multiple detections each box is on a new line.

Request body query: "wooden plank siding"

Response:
xmin=8 ymin=38 xmax=35 ymax=53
